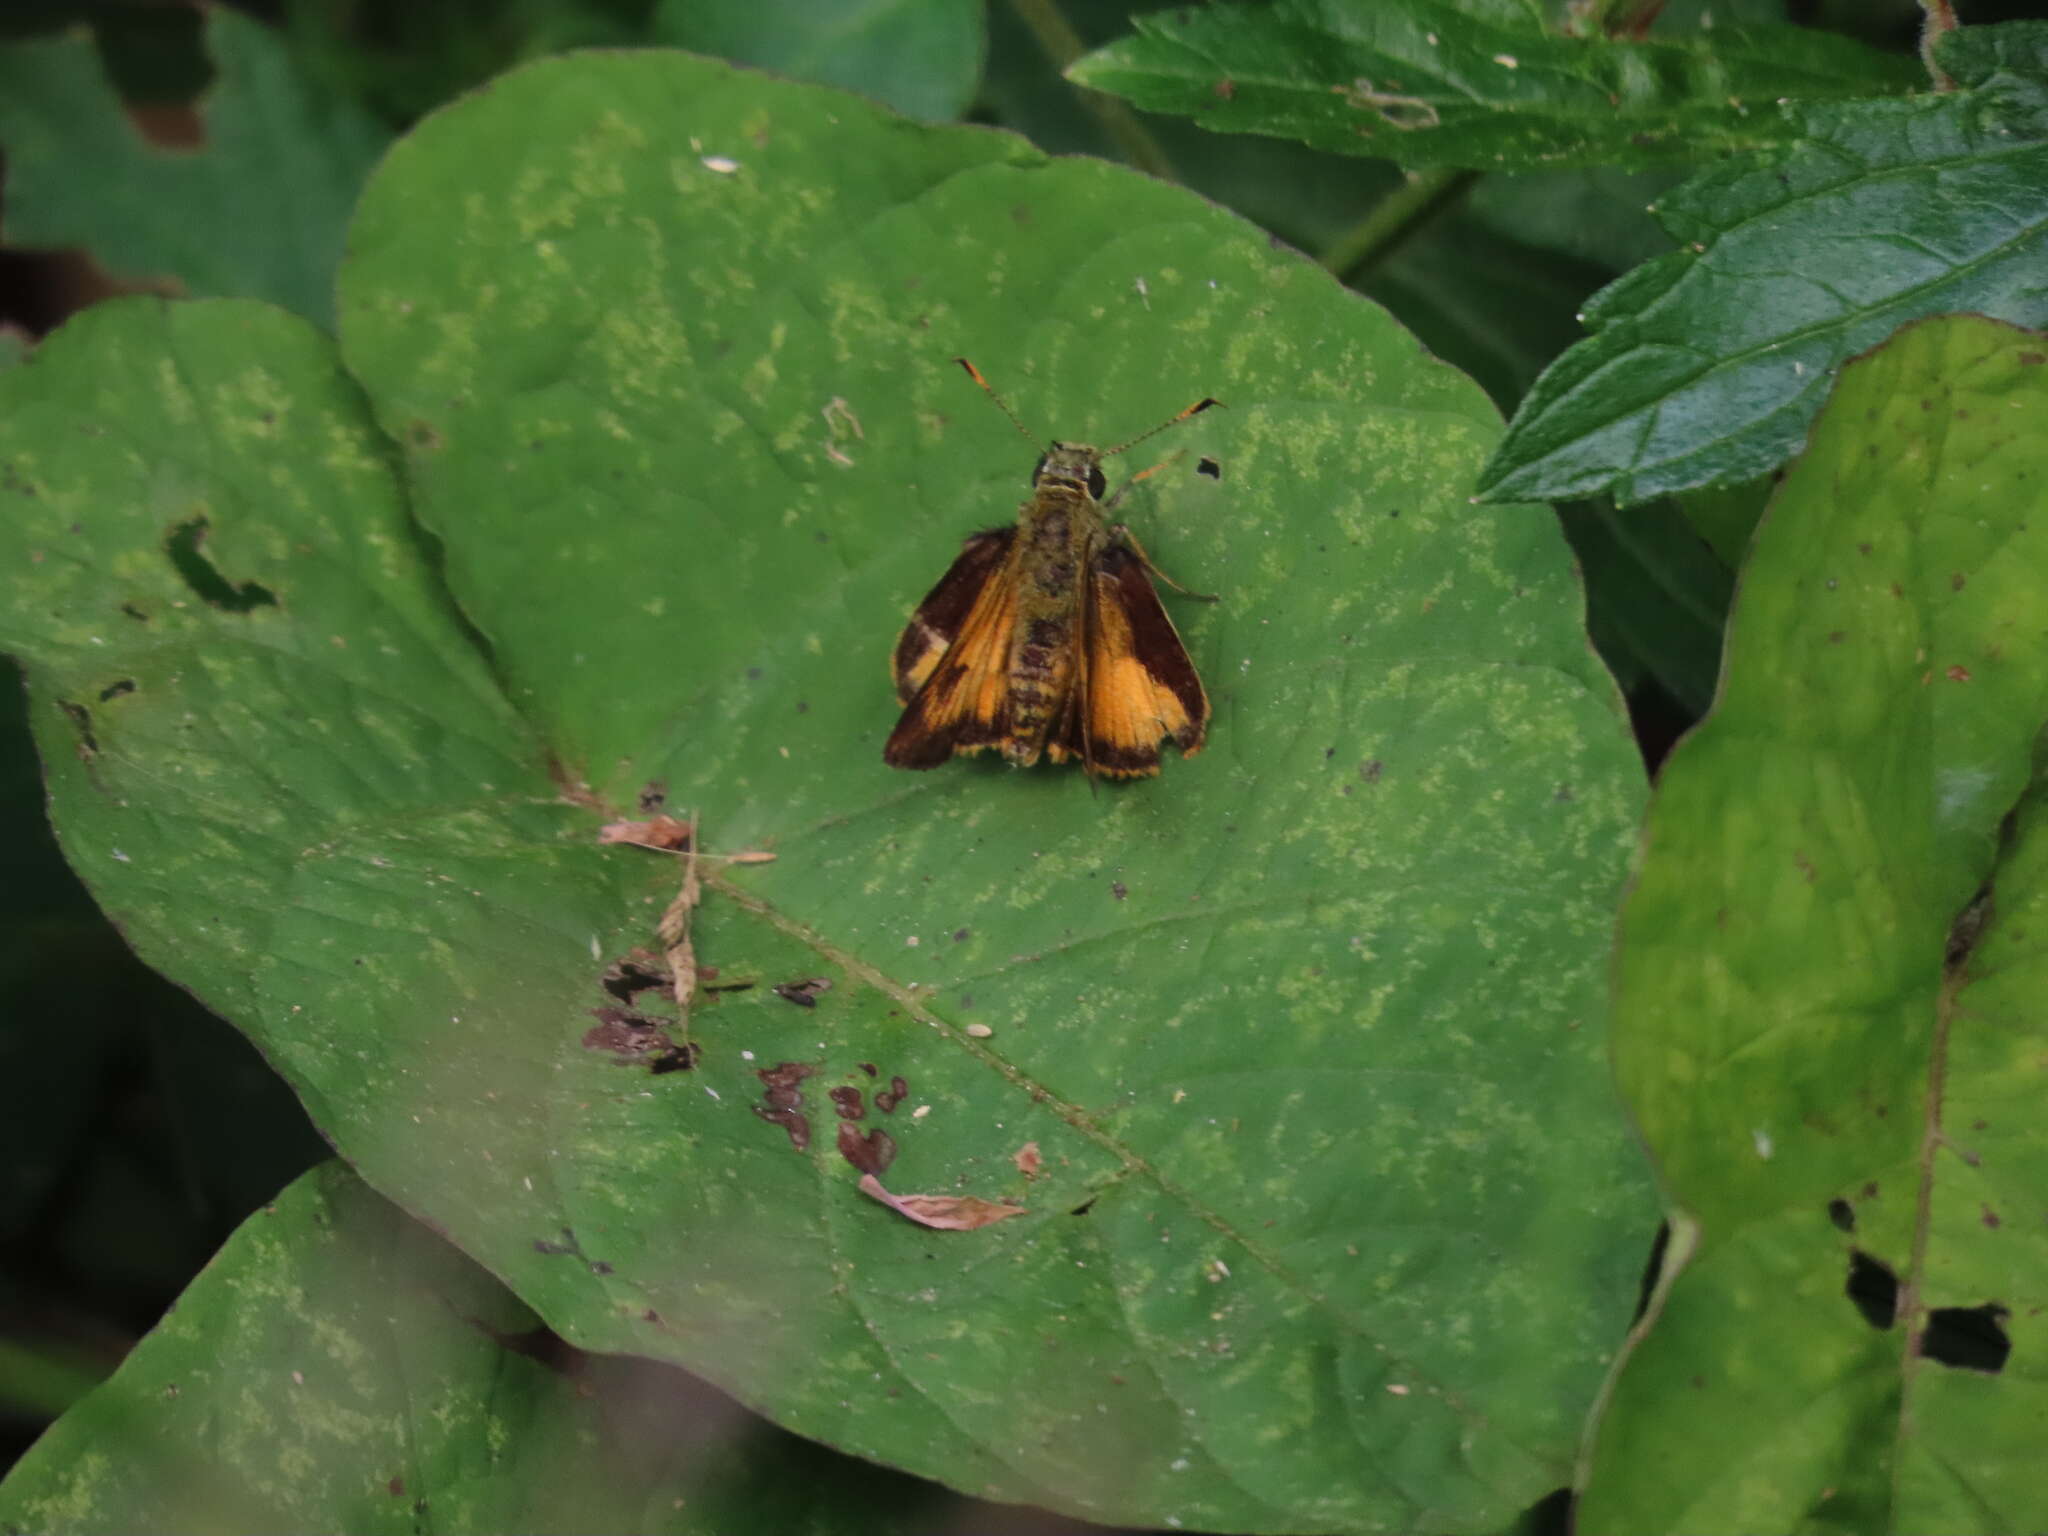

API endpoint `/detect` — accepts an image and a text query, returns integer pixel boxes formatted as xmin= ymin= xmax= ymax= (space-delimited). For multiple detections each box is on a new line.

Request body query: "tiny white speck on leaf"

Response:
xmin=1493 ymin=53 xmax=1518 ymax=67
xmin=702 ymin=155 xmax=741 ymax=174
xmin=111 ymin=848 xmax=130 ymax=862
xmin=1752 ymin=1127 xmax=1774 ymax=1160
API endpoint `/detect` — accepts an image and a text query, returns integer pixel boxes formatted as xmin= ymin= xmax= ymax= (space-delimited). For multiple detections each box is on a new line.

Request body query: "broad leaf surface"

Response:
xmin=1584 ymin=316 xmax=2048 ymax=1534
xmin=0 ymin=1160 xmax=948 ymax=1535
xmin=1065 ymin=0 xmax=1917 ymax=173
xmin=1 ymin=52 xmax=1652 ymax=1532
xmin=0 ymin=10 xmax=388 ymax=328
xmin=1478 ymin=21 xmax=2048 ymax=507
xmin=649 ymin=0 xmax=985 ymax=121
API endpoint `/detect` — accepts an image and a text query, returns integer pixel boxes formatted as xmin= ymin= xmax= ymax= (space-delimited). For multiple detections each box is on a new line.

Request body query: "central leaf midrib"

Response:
xmin=711 ymin=867 xmax=1522 ymax=1451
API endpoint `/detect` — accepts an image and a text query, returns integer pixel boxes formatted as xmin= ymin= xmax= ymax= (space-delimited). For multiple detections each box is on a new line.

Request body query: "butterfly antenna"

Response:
xmin=1103 ymin=396 xmax=1222 ymax=459
xmin=955 ymin=358 xmax=1040 ymax=442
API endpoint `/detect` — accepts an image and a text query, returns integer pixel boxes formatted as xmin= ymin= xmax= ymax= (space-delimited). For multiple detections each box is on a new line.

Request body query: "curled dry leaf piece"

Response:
xmin=597 ymin=813 xmax=696 ymax=849
xmin=857 ymin=1175 xmax=1026 ymax=1231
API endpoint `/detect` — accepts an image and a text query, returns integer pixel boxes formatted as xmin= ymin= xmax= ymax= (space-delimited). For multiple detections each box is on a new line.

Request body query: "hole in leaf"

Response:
xmin=1827 ymin=1197 xmax=1855 ymax=1232
xmin=1196 ymin=456 xmax=1221 ymax=479
xmin=1923 ymin=1303 xmax=2010 ymax=1373
xmin=1846 ymin=1249 xmax=1898 ymax=1330
xmin=164 ymin=515 xmax=277 ymax=612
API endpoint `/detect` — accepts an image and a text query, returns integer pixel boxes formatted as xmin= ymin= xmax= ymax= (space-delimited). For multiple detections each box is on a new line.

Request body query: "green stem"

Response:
xmin=1006 ymin=0 xmax=1180 ymax=183
xmin=0 ymin=1336 xmax=112 ymax=1422
xmin=1319 ymin=169 xmax=1479 ymax=285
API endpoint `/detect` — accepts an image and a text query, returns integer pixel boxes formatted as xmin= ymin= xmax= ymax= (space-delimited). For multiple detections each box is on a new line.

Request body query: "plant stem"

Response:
xmin=0 ymin=1336 xmax=110 ymax=1421
xmin=1007 ymin=0 xmax=1180 ymax=183
xmin=1920 ymin=0 xmax=1959 ymax=90
xmin=1319 ymin=168 xmax=1479 ymax=285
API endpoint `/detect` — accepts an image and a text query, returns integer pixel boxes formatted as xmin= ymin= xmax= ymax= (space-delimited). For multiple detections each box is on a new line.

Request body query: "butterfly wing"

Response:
xmin=884 ymin=528 xmax=1022 ymax=769
xmin=1067 ymin=540 xmax=1208 ymax=779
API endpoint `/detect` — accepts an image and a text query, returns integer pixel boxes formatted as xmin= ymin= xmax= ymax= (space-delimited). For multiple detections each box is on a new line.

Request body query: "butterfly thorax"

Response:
xmin=1004 ymin=444 xmax=1109 ymax=762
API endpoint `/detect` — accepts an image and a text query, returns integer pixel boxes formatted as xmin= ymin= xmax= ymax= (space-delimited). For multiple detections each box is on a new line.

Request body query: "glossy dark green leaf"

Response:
xmin=0 ymin=52 xmax=1652 ymax=1533
xmin=1478 ymin=21 xmax=2048 ymax=507
xmin=1584 ymin=316 xmax=2048 ymax=1534
xmin=1066 ymin=0 xmax=1918 ymax=172
xmin=0 ymin=1161 xmax=953 ymax=1535
xmin=0 ymin=10 xmax=388 ymax=327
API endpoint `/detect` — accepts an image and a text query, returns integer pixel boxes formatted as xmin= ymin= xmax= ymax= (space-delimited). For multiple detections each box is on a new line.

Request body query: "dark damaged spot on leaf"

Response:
xmin=836 ymin=1122 xmax=897 ymax=1175
xmin=754 ymin=1061 xmax=817 ymax=1150
xmin=1923 ymin=1302 xmax=2011 ymax=1373
xmin=1827 ymin=1197 xmax=1855 ymax=1233
xmin=1845 ymin=1248 xmax=1898 ymax=1330
xmin=1197 ymin=456 xmax=1221 ymax=478
xmin=858 ymin=1062 xmax=878 ymax=1077
xmin=98 ymin=678 xmax=136 ymax=702
xmin=120 ymin=601 xmax=149 ymax=621
xmin=637 ymin=781 xmax=667 ymax=812
xmin=165 ymin=515 xmax=278 ymax=612
xmin=649 ymin=1044 xmax=701 ymax=1073
xmin=1111 ymin=881 xmax=1128 ymax=901
xmin=874 ymin=1075 xmax=909 ymax=1114
xmin=533 ymin=1228 xmax=583 ymax=1257
xmin=58 ymin=699 xmax=97 ymax=754
xmin=829 ymin=1086 xmax=865 ymax=1120
xmin=773 ymin=977 xmax=832 ymax=1007
xmin=583 ymin=1005 xmax=693 ymax=1071
xmin=1069 ymin=1196 xmax=1098 ymax=1217
xmin=407 ymin=419 xmax=442 ymax=451
xmin=601 ymin=950 xmax=669 ymax=1003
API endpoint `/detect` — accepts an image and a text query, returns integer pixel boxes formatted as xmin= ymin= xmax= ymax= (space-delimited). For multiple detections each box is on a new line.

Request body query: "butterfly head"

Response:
xmin=1031 ymin=443 xmax=1108 ymax=501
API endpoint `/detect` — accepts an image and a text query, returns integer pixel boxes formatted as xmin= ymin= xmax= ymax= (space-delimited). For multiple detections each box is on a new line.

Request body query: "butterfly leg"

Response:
xmin=1109 ymin=524 xmax=1219 ymax=603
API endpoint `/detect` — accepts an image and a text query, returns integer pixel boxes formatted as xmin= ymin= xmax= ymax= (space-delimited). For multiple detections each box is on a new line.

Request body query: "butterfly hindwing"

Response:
xmin=1070 ymin=540 xmax=1208 ymax=779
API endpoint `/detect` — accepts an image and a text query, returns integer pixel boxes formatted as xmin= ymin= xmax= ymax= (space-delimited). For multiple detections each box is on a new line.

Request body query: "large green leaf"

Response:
xmin=1 ymin=52 xmax=1653 ymax=1532
xmin=1065 ymin=0 xmax=1918 ymax=173
xmin=0 ymin=10 xmax=389 ymax=328
xmin=1583 ymin=316 xmax=2048 ymax=1533
xmin=0 ymin=1160 xmax=951 ymax=1534
xmin=1477 ymin=20 xmax=2048 ymax=507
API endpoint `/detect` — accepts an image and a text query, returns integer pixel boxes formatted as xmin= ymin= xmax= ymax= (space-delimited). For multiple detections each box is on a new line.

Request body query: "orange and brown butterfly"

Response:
xmin=884 ymin=360 xmax=1220 ymax=781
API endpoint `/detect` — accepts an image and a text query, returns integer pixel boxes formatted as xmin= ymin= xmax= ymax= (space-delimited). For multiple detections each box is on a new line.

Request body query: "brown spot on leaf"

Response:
xmin=875 ymin=1076 xmax=909 ymax=1114
xmin=836 ymin=1123 xmax=898 ymax=1175
xmin=829 ymin=1086 xmax=866 ymax=1120
xmin=1947 ymin=665 xmax=1972 ymax=683
xmin=773 ymin=977 xmax=833 ymax=1008
xmin=1014 ymin=1141 xmax=1042 ymax=1178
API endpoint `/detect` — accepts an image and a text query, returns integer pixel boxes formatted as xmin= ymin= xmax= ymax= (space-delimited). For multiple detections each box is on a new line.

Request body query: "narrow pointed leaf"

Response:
xmin=1478 ymin=21 xmax=2048 ymax=507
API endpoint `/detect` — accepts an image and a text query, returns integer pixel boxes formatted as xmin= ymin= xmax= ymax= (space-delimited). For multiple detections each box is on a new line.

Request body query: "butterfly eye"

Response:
xmin=1087 ymin=466 xmax=1108 ymax=499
